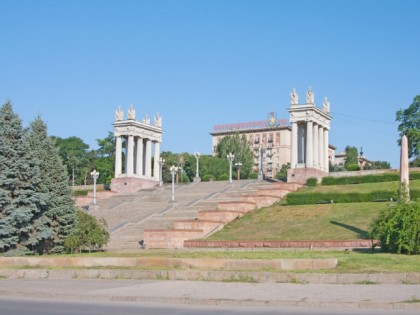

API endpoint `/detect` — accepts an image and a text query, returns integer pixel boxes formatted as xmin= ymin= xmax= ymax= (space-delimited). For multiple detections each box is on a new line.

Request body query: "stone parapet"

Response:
xmin=197 ymin=210 xmax=244 ymax=223
xmin=184 ymin=239 xmax=376 ymax=249
xmin=173 ymin=220 xmax=224 ymax=235
xmin=111 ymin=177 xmax=158 ymax=193
xmin=241 ymin=195 xmax=280 ymax=208
xmin=143 ymin=229 xmax=204 ymax=249
xmin=269 ymin=182 xmax=302 ymax=191
xmin=256 ymin=188 xmax=290 ymax=198
xmin=0 ymin=257 xmax=337 ymax=271
xmin=217 ymin=201 xmax=256 ymax=212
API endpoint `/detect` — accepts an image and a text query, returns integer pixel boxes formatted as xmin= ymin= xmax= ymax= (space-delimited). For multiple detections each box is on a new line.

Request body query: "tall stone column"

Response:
xmin=318 ymin=126 xmax=324 ymax=170
xmin=126 ymin=135 xmax=134 ymax=177
xmin=324 ymin=128 xmax=329 ymax=171
xmin=313 ymin=123 xmax=318 ymax=168
xmin=153 ymin=141 xmax=161 ymax=179
xmin=145 ymin=139 xmax=152 ymax=177
xmin=306 ymin=121 xmax=313 ymax=167
xmin=136 ymin=137 xmax=143 ymax=176
xmin=115 ymin=135 xmax=122 ymax=177
xmin=400 ymin=135 xmax=410 ymax=202
xmin=291 ymin=122 xmax=298 ymax=168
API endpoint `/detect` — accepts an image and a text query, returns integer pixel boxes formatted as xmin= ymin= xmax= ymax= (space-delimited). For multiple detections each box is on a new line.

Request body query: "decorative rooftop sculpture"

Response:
xmin=290 ymin=88 xmax=299 ymax=106
xmin=115 ymin=105 xmax=123 ymax=121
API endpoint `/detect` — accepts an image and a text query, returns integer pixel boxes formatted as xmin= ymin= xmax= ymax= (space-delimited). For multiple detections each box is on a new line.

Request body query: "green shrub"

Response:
xmin=346 ymin=163 xmax=360 ymax=171
xmin=306 ymin=177 xmax=318 ymax=186
xmin=286 ymin=190 xmax=420 ymax=205
xmin=371 ymin=202 xmax=420 ymax=255
xmin=248 ymin=172 xmax=258 ymax=179
xmin=64 ymin=209 xmax=109 ymax=253
xmin=202 ymin=174 xmax=215 ymax=182
xmin=218 ymin=174 xmax=229 ymax=181
xmin=73 ymin=190 xmax=89 ymax=197
xmin=410 ymin=172 xmax=420 ymax=180
xmin=322 ymin=173 xmax=400 ymax=185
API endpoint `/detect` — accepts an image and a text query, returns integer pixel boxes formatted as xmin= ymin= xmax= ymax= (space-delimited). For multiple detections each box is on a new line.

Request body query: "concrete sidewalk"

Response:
xmin=0 ymin=279 xmax=419 ymax=311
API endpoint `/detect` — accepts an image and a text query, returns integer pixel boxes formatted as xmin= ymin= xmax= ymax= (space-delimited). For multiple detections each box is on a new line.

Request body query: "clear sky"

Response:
xmin=1 ymin=0 xmax=419 ymax=168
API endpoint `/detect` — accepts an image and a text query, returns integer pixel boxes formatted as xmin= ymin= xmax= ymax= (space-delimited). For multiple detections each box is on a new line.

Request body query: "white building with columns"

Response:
xmin=111 ymin=105 xmax=163 ymax=193
xmin=287 ymin=87 xmax=332 ymax=184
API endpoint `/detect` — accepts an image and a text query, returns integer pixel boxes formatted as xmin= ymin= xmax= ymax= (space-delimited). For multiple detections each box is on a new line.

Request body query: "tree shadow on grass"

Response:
xmin=330 ymin=221 xmax=368 ymax=238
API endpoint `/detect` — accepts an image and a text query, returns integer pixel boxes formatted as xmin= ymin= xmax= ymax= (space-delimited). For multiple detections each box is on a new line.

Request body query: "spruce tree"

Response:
xmin=28 ymin=117 xmax=77 ymax=253
xmin=0 ymin=102 xmax=45 ymax=255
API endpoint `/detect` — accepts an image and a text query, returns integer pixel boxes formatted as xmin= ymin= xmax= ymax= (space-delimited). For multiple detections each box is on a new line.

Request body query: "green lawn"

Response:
xmin=301 ymin=179 xmax=420 ymax=194
xmin=207 ymin=202 xmax=386 ymax=241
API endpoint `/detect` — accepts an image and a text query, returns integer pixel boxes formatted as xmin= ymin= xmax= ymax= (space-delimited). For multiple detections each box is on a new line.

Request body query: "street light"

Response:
xmin=90 ymin=169 xmax=99 ymax=205
xmin=235 ymin=162 xmax=242 ymax=180
xmin=159 ymin=157 xmax=165 ymax=187
xmin=227 ymin=152 xmax=235 ymax=184
xmin=194 ymin=151 xmax=201 ymax=179
xmin=170 ymin=165 xmax=178 ymax=202
xmin=259 ymin=147 xmax=266 ymax=179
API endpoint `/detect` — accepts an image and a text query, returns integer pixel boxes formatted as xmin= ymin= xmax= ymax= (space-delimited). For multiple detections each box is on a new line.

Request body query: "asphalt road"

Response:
xmin=0 ymin=297 xmax=418 ymax=315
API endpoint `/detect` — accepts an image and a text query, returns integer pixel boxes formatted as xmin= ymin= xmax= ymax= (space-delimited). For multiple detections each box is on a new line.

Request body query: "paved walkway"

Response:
xmin=0 ymin=279 xmax=419 ymax=311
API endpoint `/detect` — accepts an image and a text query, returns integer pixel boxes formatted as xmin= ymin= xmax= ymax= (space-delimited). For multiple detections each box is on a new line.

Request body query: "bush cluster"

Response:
xmin=371 ymin=202 xmax=420 ymax=255
xmin=321 ymin=172 xmax=420 ymax=186
xmin=306 ymin=177 xmax=318 ymax=186
xmin=286 ymin=190 xmax=420 ymax=205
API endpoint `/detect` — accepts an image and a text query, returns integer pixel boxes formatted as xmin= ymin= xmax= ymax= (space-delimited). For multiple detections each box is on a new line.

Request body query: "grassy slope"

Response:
xmin=207 ymin=180 xmax=420 ymax=241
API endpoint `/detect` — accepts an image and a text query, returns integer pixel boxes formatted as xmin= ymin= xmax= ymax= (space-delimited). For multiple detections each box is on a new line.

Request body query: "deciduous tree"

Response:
xmin=396 ymin=95 xmax=420 ymax=158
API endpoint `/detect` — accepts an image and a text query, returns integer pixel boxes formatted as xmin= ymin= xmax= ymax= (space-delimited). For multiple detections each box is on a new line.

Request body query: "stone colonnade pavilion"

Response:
xmin=287 ymin=87 xmax=332 ymax=184
xmin=111 ymin=105 xmax=163 ymax=193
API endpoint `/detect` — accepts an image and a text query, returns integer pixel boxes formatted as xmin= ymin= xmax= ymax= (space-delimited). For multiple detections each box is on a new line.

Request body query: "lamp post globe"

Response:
xmin=227 ymin=152 xmax=235 ymax=184
xmin=90 ymin=169 xmax=100 ymax=205
xmin=169 ymin=165 xmax=178 ymax=202
xmin=159 ymin=157 xmax=165 ymax=187
xmin=194 ymin=151 xmax=201 ymax=179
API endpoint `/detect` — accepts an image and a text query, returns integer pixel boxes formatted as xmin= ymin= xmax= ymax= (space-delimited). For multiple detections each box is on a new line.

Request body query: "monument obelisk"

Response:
xmin=399 ymin=135 xmax=410 ymax=202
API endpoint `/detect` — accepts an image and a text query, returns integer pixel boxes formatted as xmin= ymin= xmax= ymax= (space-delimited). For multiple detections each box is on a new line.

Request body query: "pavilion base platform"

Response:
xmin=287 ymin=167 xmax=328 ymax=184
xmin=111 ymin=177 xmax=158 ymax=193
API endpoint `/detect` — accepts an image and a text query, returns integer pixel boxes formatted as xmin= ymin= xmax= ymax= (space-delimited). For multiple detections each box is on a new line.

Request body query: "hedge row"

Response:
xmin=321 ymin=172 xmax=420 ymax=186
xmin=286 ymin=190 xmax=420 ymax=205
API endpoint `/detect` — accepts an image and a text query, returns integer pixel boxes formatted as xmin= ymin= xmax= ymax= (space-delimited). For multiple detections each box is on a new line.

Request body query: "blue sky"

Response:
xmin=1 ymin=0 xmax=419 ymax=168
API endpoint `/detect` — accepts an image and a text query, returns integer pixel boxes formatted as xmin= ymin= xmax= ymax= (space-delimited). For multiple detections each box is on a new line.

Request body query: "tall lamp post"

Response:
xmin=170 ymin=165 xmax=178 ymax=202
xmin=259 ymin=147 xmax=266 ymax=179
xmin=235 ymin=162 xmax=242 ymax=180
xmin=90 ymin=169 xmax=99 ymax=205
xmin=227 ymin=152 xmax=235 ymax=184
xmin=194 ymin=151 xmax=201 ymax=180
xmin=159 ymin=157 xmax=165 ymax=187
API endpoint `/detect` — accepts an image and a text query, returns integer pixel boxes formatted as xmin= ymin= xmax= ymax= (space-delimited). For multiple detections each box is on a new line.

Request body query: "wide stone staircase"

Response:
xmin=89 ymin=180 xmax=301 ymax=250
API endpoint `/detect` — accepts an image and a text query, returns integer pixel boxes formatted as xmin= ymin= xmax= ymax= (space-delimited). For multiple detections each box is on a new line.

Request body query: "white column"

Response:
xmin=136 ymin=137 xmax=143 ymax=176
xmin=153 ymin=141 xmax=160 ymax=179
xmin=324 ymin=128 xmax=329 ymax=172
xmin=318 ymin=126 xmax=324 ymax=171
xmin=145 ymin=139 xmax=152 ymax=177
xmin=291 ymin=122 xmax=298 ymax=168
xmin=306 ymin=121 xmax=313 ymax=167
xmin=126 ymin=135 xmax=134 ymax=177
xmin=313 ymin=123 xmax=318 ymax=168
xmin=114 ymin=135 xmax=122 ymax=177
